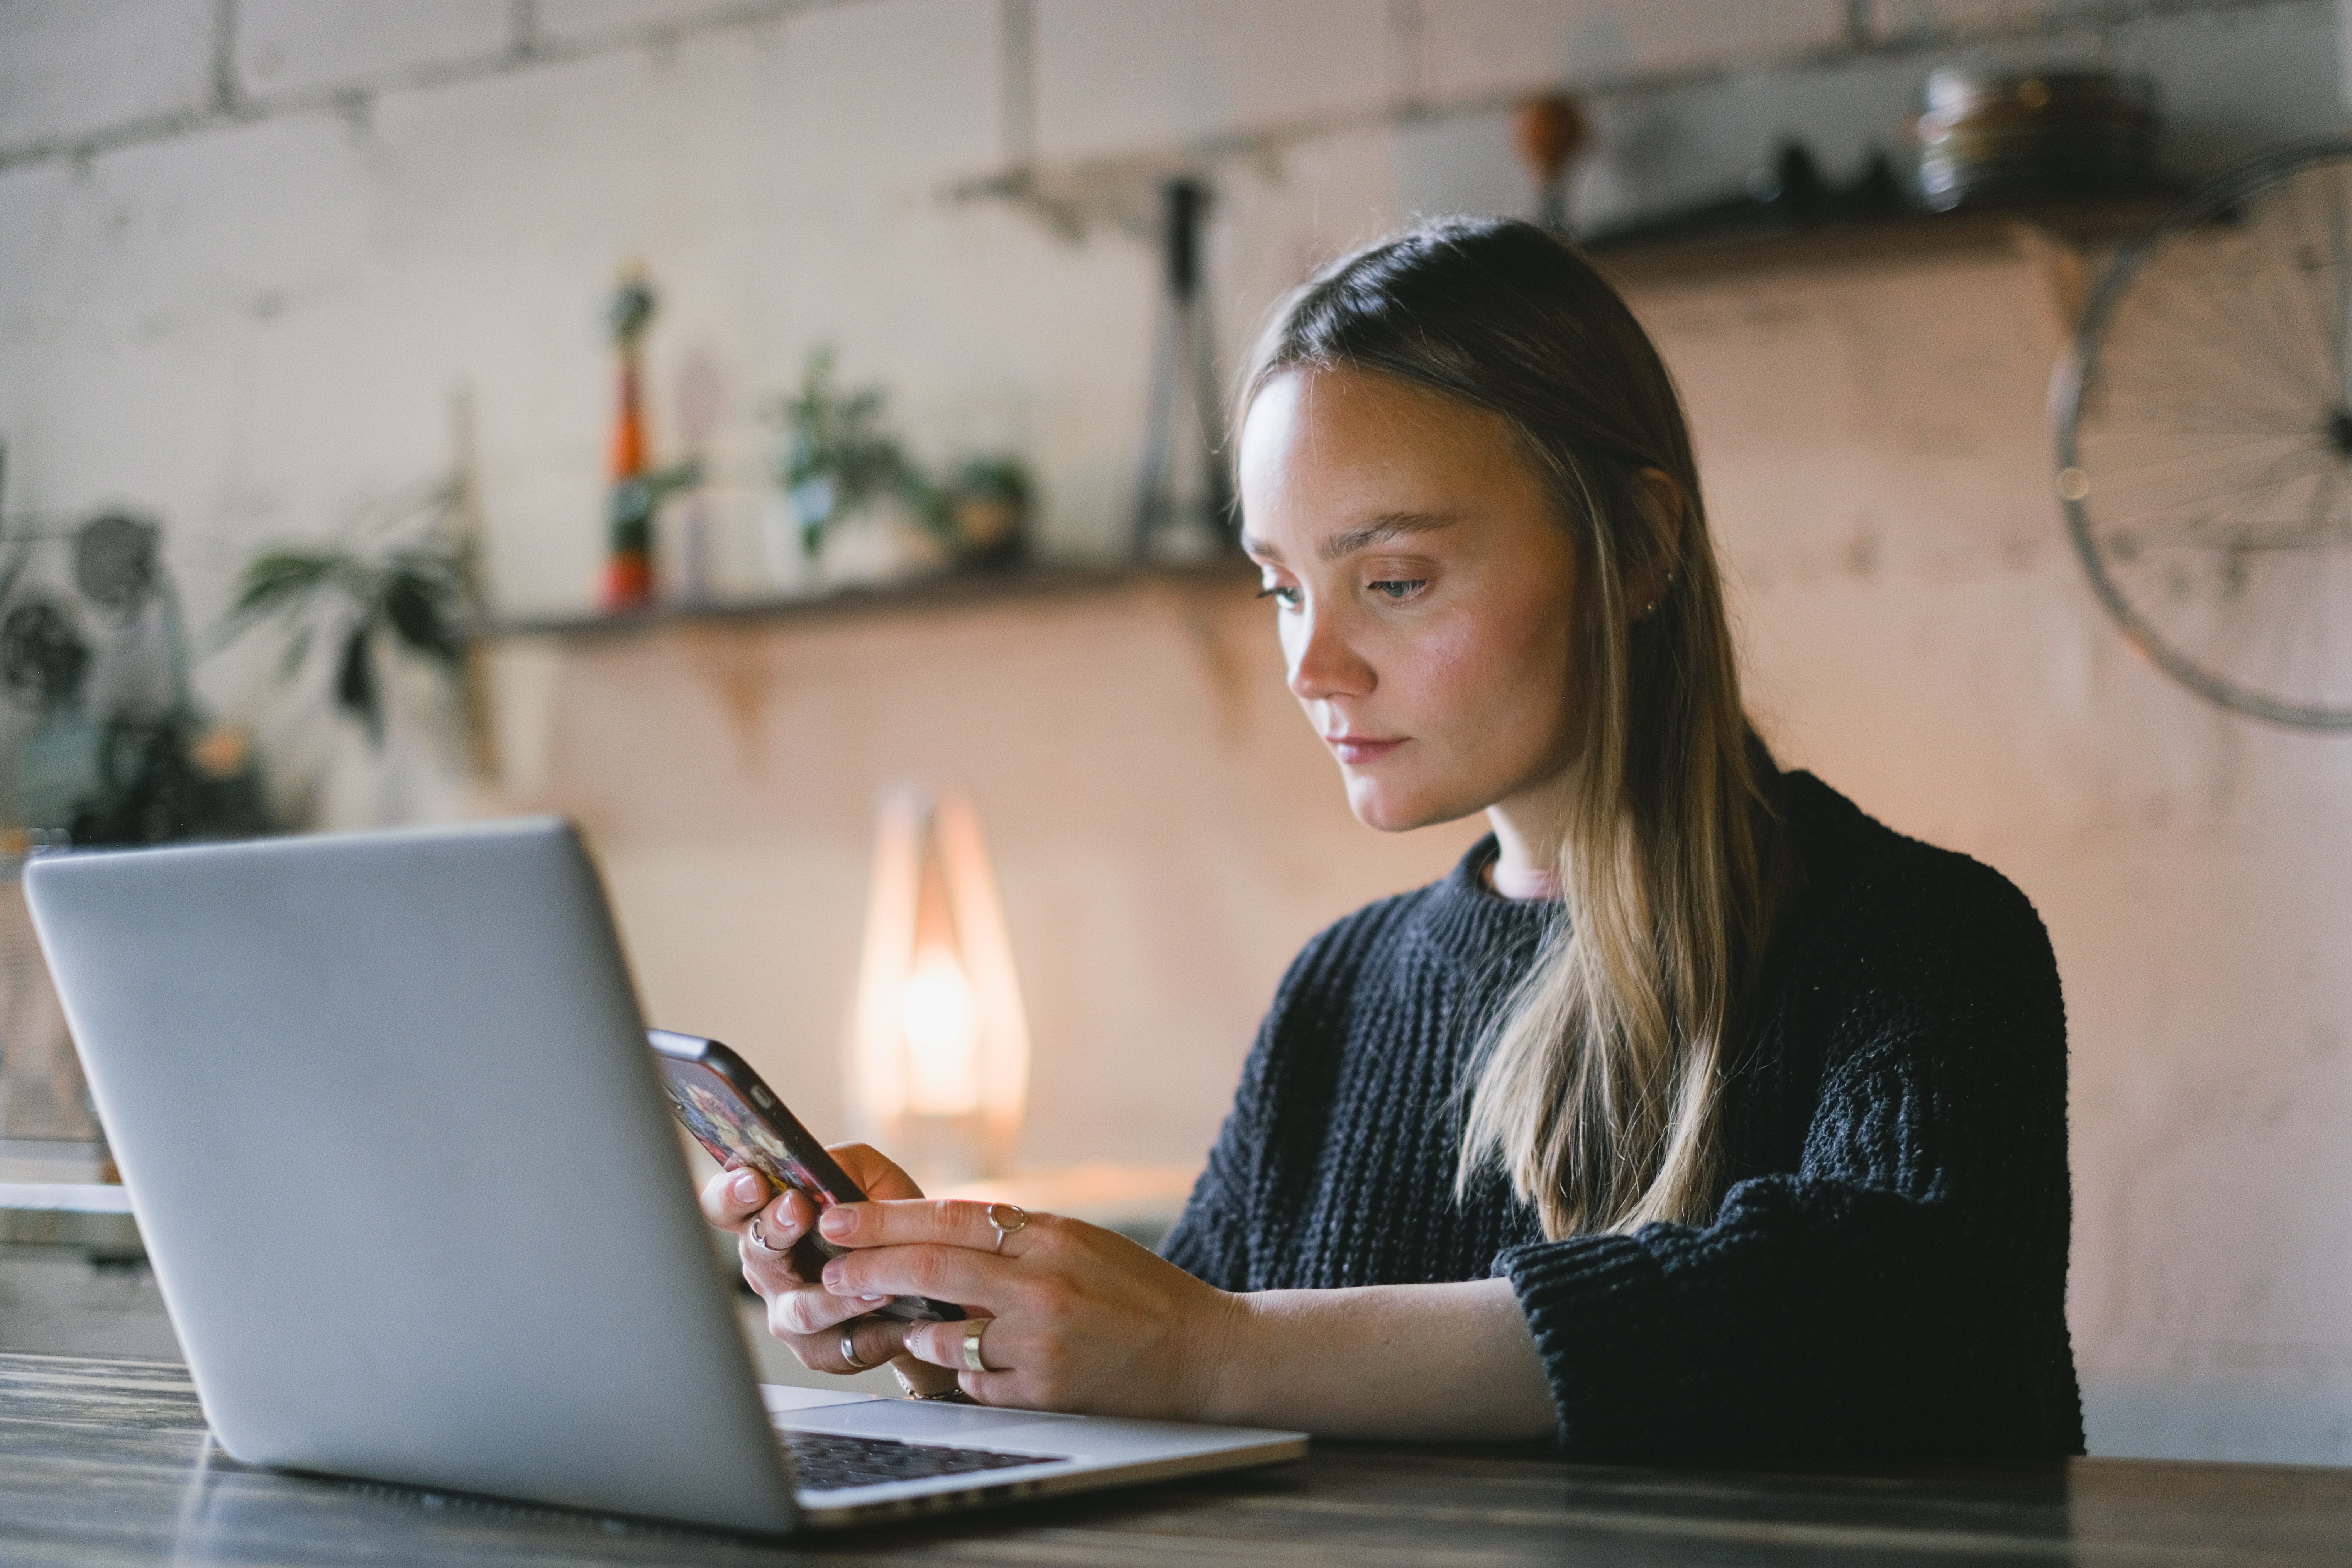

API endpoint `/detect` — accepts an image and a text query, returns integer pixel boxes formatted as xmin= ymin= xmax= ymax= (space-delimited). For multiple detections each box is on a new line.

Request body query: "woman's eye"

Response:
xmin=1368 ymin=579 xmax=1427 ymax=602
xmin=1256 ymin=582 xmax=1301 ymax=608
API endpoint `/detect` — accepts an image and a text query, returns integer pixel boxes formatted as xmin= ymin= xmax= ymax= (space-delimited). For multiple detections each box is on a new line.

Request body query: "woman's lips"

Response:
xmin=1325 ymin=734 xmax=1405 ymax=765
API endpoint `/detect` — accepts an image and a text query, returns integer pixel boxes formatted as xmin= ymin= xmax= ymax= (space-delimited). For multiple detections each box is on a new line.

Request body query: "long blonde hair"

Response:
xmin=1245 ymin=219 xmax=1786 ymax=1239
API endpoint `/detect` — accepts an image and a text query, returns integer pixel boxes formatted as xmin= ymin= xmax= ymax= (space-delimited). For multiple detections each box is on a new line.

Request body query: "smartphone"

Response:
xmin=648 ymin=1028 xmax=965 ymax=1324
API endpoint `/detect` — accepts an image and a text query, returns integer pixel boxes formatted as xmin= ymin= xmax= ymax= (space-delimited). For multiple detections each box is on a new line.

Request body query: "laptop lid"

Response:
xmin=24 ymin=818 xmax=804 ymax=1535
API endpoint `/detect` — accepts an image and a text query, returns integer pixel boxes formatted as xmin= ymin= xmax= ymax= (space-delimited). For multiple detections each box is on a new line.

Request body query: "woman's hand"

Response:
xmin=750 ymin=1182 xmax=1554 ymax=1437
xmin=695 ymin=1144 xmax=957 ymax=1393
xmin=808 ymin=1199 xmax=1244 ymax=1420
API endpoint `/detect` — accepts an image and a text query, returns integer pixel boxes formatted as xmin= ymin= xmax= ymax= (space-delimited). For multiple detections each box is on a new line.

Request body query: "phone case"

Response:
xmin=648 ymin=1030 xmax=965 ymax=1324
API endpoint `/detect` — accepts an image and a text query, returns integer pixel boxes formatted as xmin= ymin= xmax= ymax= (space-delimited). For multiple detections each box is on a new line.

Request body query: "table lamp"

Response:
xmin=845 ymin=787 xmax=1028 ymax=1186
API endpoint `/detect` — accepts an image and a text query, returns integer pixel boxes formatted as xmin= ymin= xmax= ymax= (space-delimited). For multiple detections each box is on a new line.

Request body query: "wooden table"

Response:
xmin=7 ymin=1354 xmax=2351 ymax=1565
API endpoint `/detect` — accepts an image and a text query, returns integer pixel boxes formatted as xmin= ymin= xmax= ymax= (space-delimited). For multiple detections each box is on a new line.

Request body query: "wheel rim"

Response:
xmin=2055 ymin=139 xmax=2352 ymax=730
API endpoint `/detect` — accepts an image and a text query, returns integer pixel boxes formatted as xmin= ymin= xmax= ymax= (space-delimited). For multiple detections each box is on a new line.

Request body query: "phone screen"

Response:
xmin=658 ymin=1057 xmax=852 ymax=1213
xmin=649 ymin=1030 xmax=964 ymax=1324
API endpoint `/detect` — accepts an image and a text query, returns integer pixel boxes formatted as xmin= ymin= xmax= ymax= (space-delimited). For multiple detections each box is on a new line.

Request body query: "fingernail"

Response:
xmin=821 ymin=1261 xmax=844 ymax=1289
xmin=818 ymin=1207 xmax=853 ymax=1239
xmin=730 ymin=1170 xmax=763 ymax=1205
xmin=860 ymin=1294 xmax=888 ymax=1304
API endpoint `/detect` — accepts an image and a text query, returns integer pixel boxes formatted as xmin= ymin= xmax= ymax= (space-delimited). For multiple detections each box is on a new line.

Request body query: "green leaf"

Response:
xmin=230 ymin=550 xmax=343 ymax=621
xmin=900 ymin=472 xmax=953 ymax=537
xmin=644 ymin=458 xmax=703 ymax=503
xmin=383 ymin=542 xmax=464 ymax=587
xmin=381 ymin=570 xmax=462 ymax=669
xmin=956 ymin=454 xmax=1032 ymax=507
xmin=334 ymin=626 xmax=380 ymax=743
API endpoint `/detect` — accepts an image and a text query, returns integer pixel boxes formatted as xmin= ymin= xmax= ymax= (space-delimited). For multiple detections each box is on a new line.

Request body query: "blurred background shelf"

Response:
xmin=0 ymin=1181 xmax=138 ymax=1254
xmin=1586 ymin=194 xmax=2174 ymax=290
xmin=483 ymin=556 xmax=1258 ymax=643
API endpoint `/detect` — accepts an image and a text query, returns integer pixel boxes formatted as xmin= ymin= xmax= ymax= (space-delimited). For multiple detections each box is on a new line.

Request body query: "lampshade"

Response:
xmin=845 ymin=786 xmax=1029 ymax=1183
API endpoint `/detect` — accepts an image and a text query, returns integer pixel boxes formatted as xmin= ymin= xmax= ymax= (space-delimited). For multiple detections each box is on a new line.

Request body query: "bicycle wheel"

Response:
xmin=2053 ymin=140 xmax=2352 ymax=729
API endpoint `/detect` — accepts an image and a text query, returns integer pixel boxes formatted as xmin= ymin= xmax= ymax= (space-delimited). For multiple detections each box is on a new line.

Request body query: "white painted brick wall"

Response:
xmin=529 ymin=0 xmax=771 ymax=50
xmin=1034 ymin=0 xmax=1395 ymax=159
xmin=781 ymin=0 xmax=1004 ymax=185
xmin=1417 ymin=0 xmax=1850 ymax=102
xmin=0 ymin=0 xmax=215 ymax=149
xmin=2135 ymin=2 xmax=2348 ymax=171
xmin=235 ymin=0 xmax=513 ymax=98
xmin=1861 ymin=0 xmax=2057 ymax=42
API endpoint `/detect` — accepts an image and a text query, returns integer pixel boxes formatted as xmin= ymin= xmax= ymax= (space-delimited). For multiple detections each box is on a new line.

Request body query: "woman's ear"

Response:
xmin=1628 ymin=467 xmax=1686 ymax=621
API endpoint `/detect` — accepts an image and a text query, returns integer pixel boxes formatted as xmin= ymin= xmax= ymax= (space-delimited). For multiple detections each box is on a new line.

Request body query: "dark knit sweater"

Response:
xmin=1161 ymin=772 xmax=2083 ymax=1463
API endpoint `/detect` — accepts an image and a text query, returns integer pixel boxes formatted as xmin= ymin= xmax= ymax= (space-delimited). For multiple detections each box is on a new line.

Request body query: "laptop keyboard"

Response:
xmin=782 ymin=1430 xmax=1069 ymax=1494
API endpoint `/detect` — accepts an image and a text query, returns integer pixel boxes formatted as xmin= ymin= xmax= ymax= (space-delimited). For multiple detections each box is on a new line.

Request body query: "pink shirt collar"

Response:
xmin=1486 ymin=860 xmax=1563 ymax=903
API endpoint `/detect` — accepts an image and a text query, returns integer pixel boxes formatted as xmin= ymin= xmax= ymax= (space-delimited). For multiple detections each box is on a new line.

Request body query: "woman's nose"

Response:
xmin=1285 ymin=608 xmax=1373 ymax=702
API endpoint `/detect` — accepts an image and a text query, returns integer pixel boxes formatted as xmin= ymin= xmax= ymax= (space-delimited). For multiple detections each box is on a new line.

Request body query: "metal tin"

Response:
xmin=1915 ymin=67 xmax=2157 ymax=211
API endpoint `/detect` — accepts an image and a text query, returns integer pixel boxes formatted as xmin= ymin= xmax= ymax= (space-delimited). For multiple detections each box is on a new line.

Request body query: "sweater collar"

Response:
xmin=1403 ymin=769 xmax=1850 ymax=982
xmin=1407 ymin=834 xmax=1560 ymax=980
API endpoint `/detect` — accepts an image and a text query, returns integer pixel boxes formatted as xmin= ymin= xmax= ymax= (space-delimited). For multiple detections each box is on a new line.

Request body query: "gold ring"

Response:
xmin=962 ymin=1319 xmax=992 ymax=1373
xmin=894 ymin=1365 xmax=973 ymax=1404
xmin=985 ymin=1203 xmax=1029 ymax=1254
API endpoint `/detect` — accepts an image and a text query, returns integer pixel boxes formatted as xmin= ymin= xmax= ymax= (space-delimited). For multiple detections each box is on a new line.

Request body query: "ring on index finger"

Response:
xmin=748 ymin=1215 xmax=775 ymax=1251
xmin=985 ymin=1203 xmax=1028 ymax=1255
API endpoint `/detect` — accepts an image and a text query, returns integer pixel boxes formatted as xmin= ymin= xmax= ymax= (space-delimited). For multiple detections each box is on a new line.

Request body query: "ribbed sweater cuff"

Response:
xmin=1497 ymin=1234 xmax=1675 ymax=1453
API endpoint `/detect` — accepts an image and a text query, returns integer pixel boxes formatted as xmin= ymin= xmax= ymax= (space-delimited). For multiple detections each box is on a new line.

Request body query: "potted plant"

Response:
xmin=943 ymin=455 xmax=1034 ymax=571
xmin=766 ymin=351 xmax=952 ymax=589
xmin=224 ymin=479 xmax=478 ymax=745
xmin=220 ymin=476 xmax=486 ymax=828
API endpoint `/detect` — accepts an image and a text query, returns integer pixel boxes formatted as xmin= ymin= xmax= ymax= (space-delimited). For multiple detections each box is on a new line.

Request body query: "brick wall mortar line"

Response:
xmin=0 ymin=0 xmax=862 ymax=175
xmin=0 ymin=0 xmax=2323 ymax=180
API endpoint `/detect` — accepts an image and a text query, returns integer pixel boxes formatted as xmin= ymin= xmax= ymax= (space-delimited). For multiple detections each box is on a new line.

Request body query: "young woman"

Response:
xmin=703 ymin=218 xmax=2083 ymax=1462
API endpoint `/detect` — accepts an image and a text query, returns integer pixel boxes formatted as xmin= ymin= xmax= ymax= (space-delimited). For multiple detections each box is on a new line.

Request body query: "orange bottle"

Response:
xmin=603 ymin=269 xmax=657 ymax=612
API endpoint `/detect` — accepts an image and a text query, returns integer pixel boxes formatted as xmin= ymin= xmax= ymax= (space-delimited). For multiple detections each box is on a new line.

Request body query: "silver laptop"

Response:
xmin=22 ymin=818 xmax=1304 ymax=1534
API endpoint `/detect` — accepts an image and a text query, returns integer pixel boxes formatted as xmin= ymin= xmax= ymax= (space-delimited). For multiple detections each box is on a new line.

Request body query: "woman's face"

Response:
xmin=1238 ymin=366 xmax=1586 ymax=835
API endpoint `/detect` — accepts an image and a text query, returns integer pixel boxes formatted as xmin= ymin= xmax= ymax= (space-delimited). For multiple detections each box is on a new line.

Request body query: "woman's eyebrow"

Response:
xmin=1317 ymin=512 xmax=1458 ymax=563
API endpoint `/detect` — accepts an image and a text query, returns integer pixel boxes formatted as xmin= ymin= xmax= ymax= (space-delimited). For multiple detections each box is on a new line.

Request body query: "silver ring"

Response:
xmin=840 ymin=1331 xmax=874 ymax=1372
xmin=748 ymin=1216 xmax=772 ymax=1251
xmin=984 ymin=1203 xmax=1028 ymax=1255
xmin=962 ymin=1319 xmax=992 ymax=1373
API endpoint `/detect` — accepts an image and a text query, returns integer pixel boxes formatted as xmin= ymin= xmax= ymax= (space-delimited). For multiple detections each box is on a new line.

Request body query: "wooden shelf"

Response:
xmin=481 ymin=197 xmax=2179 ymax=646
xmin=1585 ymin=194 xmax=2174 ymax=289
xmin=481 ymin=555 xmax=1258 ymax=642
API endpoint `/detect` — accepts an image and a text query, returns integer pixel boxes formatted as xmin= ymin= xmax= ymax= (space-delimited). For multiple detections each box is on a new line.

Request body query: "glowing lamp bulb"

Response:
xmin=900 ymin=950 xmax=980 ymax=1116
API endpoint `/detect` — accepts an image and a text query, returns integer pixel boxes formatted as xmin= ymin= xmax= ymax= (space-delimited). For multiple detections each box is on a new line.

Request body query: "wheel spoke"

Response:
xmin=2098 ymin=444 xmax=2337 ymax=523
xmin=2306 ymin=164 xmax=2352 ymax=401
xmin=2126 ymin=235 xmax=2334 ymax=409
xmin=2067 ymin=146 xmax=2352 ymax=726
